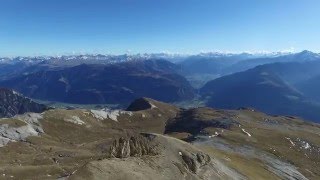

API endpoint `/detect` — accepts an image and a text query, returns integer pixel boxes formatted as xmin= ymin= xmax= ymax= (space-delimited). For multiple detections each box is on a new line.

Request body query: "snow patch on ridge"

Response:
xmin=65 ymin=116 xmax=85 ymax=125
xmin=285 ymin=137 xmax=295 ymax=146
xmin=301 ymin=141 xmax=311 ymax=149
xmin=0 ymin=113 xmax=44 ymax=147
xmin=150 ymin=103 xmax=157 ymax=109
xmin=12 ymin=90 xmax=21 ymax=96
xmin=91 ymin=108 xmax=133 ymax=122
xmin=13 ymin=113 xmax=44 ymax=136
xmin=241 ymin=128 xmax=252 ymax=137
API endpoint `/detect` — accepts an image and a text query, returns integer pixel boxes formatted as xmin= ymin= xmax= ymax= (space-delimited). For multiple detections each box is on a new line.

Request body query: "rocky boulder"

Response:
xmin=180 ymin=151 xmax=211 ymax=173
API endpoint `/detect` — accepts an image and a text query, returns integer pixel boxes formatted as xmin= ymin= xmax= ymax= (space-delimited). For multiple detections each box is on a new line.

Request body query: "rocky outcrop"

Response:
xmin=109 ymin=135 xmax=158 ymax=158
xmin=71 ymin=134 xmax=243 ymax=180
xmin=0 ymin=88 xmax=48 ymax=118
xmin=180 ymin=151 xmax=211 ymax=174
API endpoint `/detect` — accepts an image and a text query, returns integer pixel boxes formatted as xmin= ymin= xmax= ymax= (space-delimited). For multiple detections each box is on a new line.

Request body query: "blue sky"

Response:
xmin=1 ymin=0 xmax=320 ymax=56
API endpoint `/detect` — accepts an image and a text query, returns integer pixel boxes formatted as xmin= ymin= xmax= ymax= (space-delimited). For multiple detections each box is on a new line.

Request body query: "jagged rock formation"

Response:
xmin=0 ymin=88 xmax=47 ymax=118
xmin=73 ymin=134 xmax=242 ymax=180
xmin=181 ymin=151 xmax=211 ymax=173
xmin=109 ymin=134 xmax=158 ymax=158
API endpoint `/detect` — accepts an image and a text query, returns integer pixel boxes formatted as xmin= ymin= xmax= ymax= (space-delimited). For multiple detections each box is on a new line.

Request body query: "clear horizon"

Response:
xmin=1 ymin=0 xmax=320 ymax=56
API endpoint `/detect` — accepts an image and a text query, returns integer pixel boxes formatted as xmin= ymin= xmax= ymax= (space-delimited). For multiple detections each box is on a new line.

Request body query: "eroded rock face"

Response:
xmin=181 ymin=151 xmax=211 ymax=174
xmin=110 ymin=135 xmax=158 ymax=158
xmin=0 ymin=88 xmax=48 ymax=118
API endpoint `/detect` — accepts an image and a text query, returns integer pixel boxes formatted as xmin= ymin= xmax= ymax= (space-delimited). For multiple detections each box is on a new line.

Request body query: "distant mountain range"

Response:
xmin=177 ymin=50 xmax=320 ymax=88
xmin=0 ymin=50 xmax=308 ymax=65
xmin=0 ymin=60 xmax=195 ymax=105
xmin=179 ymin=50 xmax=320 ymax=76
xmin=1 ymin=51 xmax=317 ymax=78
xmin=0 ymin=53 xmax=188 ymax=64
xmin=1 ymin=50 xmax=320 ymax=122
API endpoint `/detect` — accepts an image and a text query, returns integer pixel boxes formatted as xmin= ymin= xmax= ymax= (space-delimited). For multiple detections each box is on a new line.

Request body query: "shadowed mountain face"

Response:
xmin=297 ymin=75 xmax=320 ymax=102
xmin=0 ymin=60 xmax=195 ymax=105
xmin=200 ymin=67 xmax=320 ymax=122
xmin=0 ymin=88 xmax=47 ymax=118
xmin=247 ymin=60 xmax=320 ymax=85
xmin=179 ymin=53 xmax=252 ymax=75
xmin=244 ymin=61 xmax=320 ymax=104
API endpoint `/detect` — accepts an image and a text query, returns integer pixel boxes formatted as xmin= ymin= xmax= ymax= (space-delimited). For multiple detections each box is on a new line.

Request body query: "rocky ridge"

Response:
xmin=0 ymin=88 xmax=47 ymax=118
xmin=0 ymin=98 xmax=319 ymax=179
